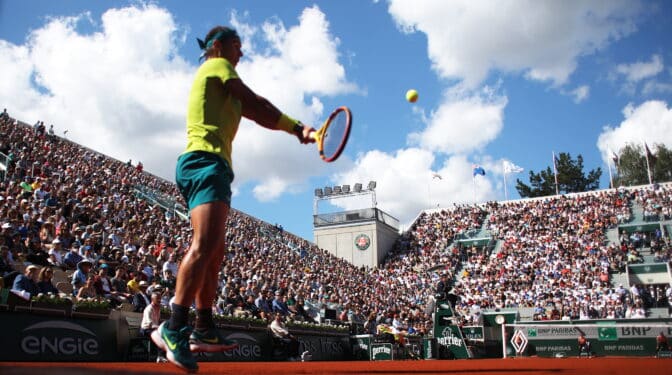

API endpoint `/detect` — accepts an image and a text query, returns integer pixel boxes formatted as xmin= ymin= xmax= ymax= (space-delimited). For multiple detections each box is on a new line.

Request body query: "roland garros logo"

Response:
xmin=355 ymin=234 xmax=370 ymax=250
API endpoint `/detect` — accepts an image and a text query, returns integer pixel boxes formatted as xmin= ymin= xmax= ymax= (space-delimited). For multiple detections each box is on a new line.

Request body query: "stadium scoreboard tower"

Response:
xmin=313 ymin=182 xmax=399 ymax=268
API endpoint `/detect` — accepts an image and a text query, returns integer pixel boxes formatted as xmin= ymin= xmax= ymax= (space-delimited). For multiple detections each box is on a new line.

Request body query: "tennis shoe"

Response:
xmin=151 ymin=322 xmax=198 ymax=373
xmin=189 ymin=328 xmax=238 ymax=352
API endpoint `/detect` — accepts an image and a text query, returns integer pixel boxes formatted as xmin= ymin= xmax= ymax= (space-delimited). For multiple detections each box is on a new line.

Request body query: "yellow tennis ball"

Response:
xmin=406 ymin=89 xmax=418 ymax=103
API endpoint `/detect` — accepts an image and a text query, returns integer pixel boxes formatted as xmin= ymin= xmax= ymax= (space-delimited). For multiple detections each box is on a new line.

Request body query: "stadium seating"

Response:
xmin=1 ymin=111 xmax=671 ymax=337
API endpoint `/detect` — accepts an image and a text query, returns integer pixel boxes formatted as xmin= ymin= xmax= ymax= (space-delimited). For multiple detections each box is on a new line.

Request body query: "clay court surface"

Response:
xmin=0 ymin=358 xmax=669 ymax=375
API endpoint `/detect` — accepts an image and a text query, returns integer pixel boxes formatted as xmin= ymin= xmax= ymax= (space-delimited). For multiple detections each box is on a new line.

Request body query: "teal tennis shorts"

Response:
xmin=175 ymin=151 xmax=234 ymax=211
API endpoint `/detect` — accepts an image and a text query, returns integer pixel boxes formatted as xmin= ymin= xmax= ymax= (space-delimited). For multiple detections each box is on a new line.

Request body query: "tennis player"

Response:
xmin=152 ymin=25 xmax=315 ymax=372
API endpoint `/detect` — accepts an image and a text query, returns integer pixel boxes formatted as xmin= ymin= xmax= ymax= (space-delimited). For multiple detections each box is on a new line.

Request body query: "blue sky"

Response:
xmin=1 ymin=1 xmax=671 ymax=240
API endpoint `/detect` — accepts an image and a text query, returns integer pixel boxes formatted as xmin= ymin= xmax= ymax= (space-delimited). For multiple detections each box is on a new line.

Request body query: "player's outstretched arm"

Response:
xmin=224 ymin=78 xmax=314 ymax=143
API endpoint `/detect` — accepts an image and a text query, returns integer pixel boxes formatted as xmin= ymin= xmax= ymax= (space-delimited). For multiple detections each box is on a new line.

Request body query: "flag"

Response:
xmin=503 ymin=160 xmax=524 ymax=174
xmin=472 ymin=165 xmax=486 ymax=176
xmin=645 ymin=143 xmax=657 ymax=165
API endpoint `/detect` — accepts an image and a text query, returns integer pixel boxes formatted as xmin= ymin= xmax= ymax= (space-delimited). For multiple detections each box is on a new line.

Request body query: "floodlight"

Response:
xmin=353 ymin=183 xmax=362 ymax=192
xmin=324 ymin=186 xmax=333 ymax=196
xmin=342 ymin=185 xmax=350 ymax=193
xmin=333 ymin=186 xmax=342 ymax=194
xmin=368 ymin=181 xmax=377 ymax=190
xmin=314 ymin=188 xmax=323 ymax=197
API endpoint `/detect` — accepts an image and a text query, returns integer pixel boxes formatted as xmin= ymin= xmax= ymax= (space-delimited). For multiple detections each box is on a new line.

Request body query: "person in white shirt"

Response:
xmin=140 ymin=292 xmax=163 ymax=337
xmin=162 ymin=253 xmax=178 ymax=277
xmin=48 ymin=238 xmax=64 ymax=267
xmin=269 ymin=313 xmax=300 ymax=361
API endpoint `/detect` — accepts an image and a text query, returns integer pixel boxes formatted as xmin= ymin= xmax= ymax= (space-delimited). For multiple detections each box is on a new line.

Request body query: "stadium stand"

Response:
xmin=1 ymin=110 xmax=671 ymax=343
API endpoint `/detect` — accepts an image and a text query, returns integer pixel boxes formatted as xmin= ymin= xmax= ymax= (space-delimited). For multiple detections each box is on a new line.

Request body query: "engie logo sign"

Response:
xmin=21 ymin=321 xmax=100 ymax=356
xmin=220 ymin=333 xmax=262 ymax=359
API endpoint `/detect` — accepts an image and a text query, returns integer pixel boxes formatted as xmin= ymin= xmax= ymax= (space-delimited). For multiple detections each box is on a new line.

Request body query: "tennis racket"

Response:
xmin=310 ymin=106 xmax=352 ymax=162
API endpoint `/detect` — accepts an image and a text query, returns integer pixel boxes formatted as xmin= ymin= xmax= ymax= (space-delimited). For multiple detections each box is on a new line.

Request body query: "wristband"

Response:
xmin=277 ymin=113 xmax=301 ymax=135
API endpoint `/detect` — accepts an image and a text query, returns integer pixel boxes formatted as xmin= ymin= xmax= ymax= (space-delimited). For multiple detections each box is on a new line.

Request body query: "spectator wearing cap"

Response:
xmin=63 ymin=244 xmax=83 ymax=269
xmin=48 ymin=238 xmax=64 ymax=268
xmin=133 ymin=280 xmax=151 ymax=313
xmin=12 ymin=264 xmax=40 ymax=298
xmin=71 ymin=259 xmax=93 ymax=296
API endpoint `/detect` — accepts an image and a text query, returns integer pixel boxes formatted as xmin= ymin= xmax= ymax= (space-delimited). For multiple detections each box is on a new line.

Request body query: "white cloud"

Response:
xmin=388 ymin=0 xmax=641 ymax=87
xmin=570 ymin=85 xmax=590 ymax=103
xmin=642 ymin=80 xmax=672 ymax=96
xmin=597 ymin=100 xmax=672 ymax=163
xmin=408 ymin=88 xmax=507 ymax=154
xmin=0 ymin=4 xmax=356 ymax=200
xmin=0 ymin=4 xmax=193 ymax=178
xmin=615 ymin=54 xmax=664 ymax=82
xmin=331 ymin=149 xmax=496 ymax=228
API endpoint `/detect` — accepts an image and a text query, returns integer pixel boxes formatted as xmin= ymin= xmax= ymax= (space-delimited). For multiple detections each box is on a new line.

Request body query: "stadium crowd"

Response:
xmin=1 ymin=109 xmax=671 ymax=339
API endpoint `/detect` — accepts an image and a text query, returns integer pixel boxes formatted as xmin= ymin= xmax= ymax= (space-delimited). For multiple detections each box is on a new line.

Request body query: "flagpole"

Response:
xmin=503 ymin=160 xmax=508 ymax=201
xmin=607 ymin=160 xmax=614 ymax=189
xmin=552 ymin=151 xmax=559 ymax=195
xmin=643 ymin=141 xmax=653 ymax=185
xmin=607 ymin=148 xmax=614 ymax=189
xmin=472 ymin=174 xmax=476 ymax=203
xmin=428 ymin=180 xmax=431 ymax=208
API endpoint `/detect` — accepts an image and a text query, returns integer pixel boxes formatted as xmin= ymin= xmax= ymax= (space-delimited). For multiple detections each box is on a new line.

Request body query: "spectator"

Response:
xmin=0 ymin=245 xmax=18 ymax=287
xmin=127 ymin=271 xmax=143 ymax=295
xmin=242 ymin=294 xmax=261 ymax=319
xmin=47 ymin=238 xmax=65 ymax=269
xmin=71 ymin=260 xmax=92 ymax=296
xmin=162 ymin=253 xmax=178 ymax=276
xmin=36 ymin=266 xmax=59 ymax=294
xmin=255 ymin=289 xmax=272 ymax=320
xmin=140 ymin=292 xmax=163 ymax=337
xmin=12 ymin=264 xmax=40 ymax=298
xmin=133 ymin=280 xmax=151 ymax=313
xmin=272 ymin=290 xmax=291 ymax=317
xmin=63 ymin=245 xmax=83 ymax=269
xmin=159 ymin=269 xmax=176 ymax=291
xmin=76 ymin=275 xmax=98 ymax=300
xmin=269 ymin=313 xmax=300 ymax=361
xmin=110 ymin=267 xmax=131 ymax=301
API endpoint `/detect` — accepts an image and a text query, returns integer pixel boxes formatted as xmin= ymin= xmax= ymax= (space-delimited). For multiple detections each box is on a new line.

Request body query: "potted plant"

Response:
xmin=212 ymin=313 xmax=268 ymax=328
xmin=72 ymin=298 xmax=112 ymax=318
xmin=30 ymin=293 xmax=73 ymax=316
